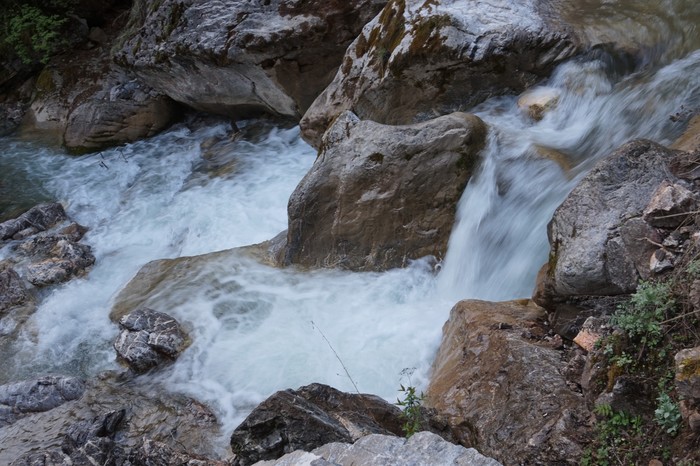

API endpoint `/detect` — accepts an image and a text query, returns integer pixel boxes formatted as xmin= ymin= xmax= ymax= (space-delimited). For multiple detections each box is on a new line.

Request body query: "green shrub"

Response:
xmin=654 ymin=392 xmax=681 ymax=436
xmin=610 ymin=281 xmax=675 ymax=346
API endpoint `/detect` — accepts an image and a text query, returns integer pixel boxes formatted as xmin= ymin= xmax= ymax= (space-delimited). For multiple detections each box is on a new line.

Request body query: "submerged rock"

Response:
xmin=116 ymin=0 xmax=387 ymax=119
xmin=114 ymin=308 xmax=188 ymax=373
xmin=256 ymin=431 xmax=502 ymax=466
xmin=230 ymin=383 xmax=405 ymax=465
xmin=426 ymin=299 xmax=588 ymax=465
xmin=284 ymin=111 xmax=486 ymax=271
xmin=300 ymin=0 xmax=579 ymax=147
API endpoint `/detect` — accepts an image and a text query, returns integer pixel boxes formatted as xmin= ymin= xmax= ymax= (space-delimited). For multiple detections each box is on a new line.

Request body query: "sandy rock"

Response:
xmin=116 ymin=0 xmax=387 ymax=119
xmin=517 ymin=87 xmax=560 ymax=121
xmin=230 ymin=383 xmax=404 ymax=466
xmin=573 ymin=317 xmax=608 ymax=352
xmin=300 ymin=0 xmax=579 ymax=147
xmin=671 ymin=114 xmax=700 ymax=153
xmin=284 ymin=111 xmax=486 ymax=271
xmin=426 ymin=299 xmax=588 ymax=465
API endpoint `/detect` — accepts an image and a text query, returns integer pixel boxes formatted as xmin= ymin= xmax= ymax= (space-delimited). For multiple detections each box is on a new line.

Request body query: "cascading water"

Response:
xmin=1 ymin=31 xmax=699 ymax=459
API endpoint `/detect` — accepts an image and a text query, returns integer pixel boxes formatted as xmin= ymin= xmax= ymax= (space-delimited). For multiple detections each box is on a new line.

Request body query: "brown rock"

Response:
xmin=675 ymin=346 xmax=700 ymax=401
xmin=426 ymin=299 xmax=588 ymax=465
xmin=671 ymin=115 xmax=700 ymax=152
xmin=573 ymin=317 xmax=608 ymax=352
xmin=284 ymin=111 xmax=486 ymax=271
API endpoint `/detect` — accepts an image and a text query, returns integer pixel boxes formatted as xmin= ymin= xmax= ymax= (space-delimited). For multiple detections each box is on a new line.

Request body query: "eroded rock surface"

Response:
xmin=284 ymin=111 xmax=486 ymax=271
xmin=116 ymin=0 xmax=387 ymax=119
xmin=255 ymin=431 xmax=502 ymax=466
xmin=230 ymin=383 xmax=405 ymax=465
xmin=300 ymin=0 xmax=579 ymax=147
xmin=114 ymin=308 xmax=188 ymax=373
xmin=0 ymin=203 xmax=66 ymax=241
xmin=426 ymin=299 xmax=589 ymax=465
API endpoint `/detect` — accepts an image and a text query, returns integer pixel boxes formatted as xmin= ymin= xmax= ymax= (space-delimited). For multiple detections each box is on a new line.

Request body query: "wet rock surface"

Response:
xmin=426 ymin=299 xmax=589 ymax=465
xmin=230 ymin=383 xmax=405 ymax=465
xmin=255 ymin=431 xmax=503 ymax=466
xmin=284 ymin=111 xmax=486 ymax=271
xmin=114 ymin=308 xmax=189 ymax=373
xmin=0 ymin=376 xmax=222 ymax=465
xmin=116 ymin=0 xmax=387 ymax=119
xmin=0 ymin=376 xmax=85 ymax=428
xmin=0 ymin=203 xmax=67 ymax=241
xmin=300 ymin=0 xmax=579 ymax=147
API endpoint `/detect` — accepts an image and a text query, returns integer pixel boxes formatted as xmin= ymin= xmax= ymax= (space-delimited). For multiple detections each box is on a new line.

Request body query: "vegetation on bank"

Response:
xmin=584 ymin=242 xmax=700 ymax=465
xmin=0 ymin=0 xmax=78 ymax=65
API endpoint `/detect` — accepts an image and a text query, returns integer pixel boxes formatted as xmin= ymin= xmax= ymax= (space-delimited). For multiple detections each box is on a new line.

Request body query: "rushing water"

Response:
xmin=1 ymin=36 xmax=699 ymax=457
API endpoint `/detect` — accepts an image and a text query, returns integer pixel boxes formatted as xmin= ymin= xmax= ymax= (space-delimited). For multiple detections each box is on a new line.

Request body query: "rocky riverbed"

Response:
xmin=1 ymin=0 xmax=700 ymax=465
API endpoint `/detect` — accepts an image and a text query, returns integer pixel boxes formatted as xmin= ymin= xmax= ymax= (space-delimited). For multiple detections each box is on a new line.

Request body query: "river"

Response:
xmin=1 ymin=30 xmax=699 ymax=457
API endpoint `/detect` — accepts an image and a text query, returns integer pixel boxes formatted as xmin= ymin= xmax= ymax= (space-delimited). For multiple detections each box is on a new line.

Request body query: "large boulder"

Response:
xmin=113 ymin=308 xmax=189 ymax=374
xmin=283 ymin=111 xmax=486 ymax=271
xmin=115 ymin=0 xmax=388 ymax=119
xmin=534 ymin=140 xmax=697 ymax=307
xmin=256 ymin=432 xmax=502 ymax=466
xmin=230 ymin=383 xmax=405 ymax=465
xmin=23 ymin=39 xmax=179 ymax=153
xmin=426 ymin=299 xmax=589 ymax=465
xmin=300 ymin=0 xmax=579 ymax=147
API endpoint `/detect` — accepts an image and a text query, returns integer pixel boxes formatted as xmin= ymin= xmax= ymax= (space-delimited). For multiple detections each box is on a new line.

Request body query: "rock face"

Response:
xmin=230 ymin=383 xmax=405 ymax=465
xmin=115 ymin=0 xmax=387 ymax=119
xmin=300 ymin=0 xmax=579 ymax=147
xmin=426 ymin=299 xmax=589 ymax=465
xmin=256 ymin=431 xmax=503 ymax=466
xmin=24 ymin=39 xmax=179 ymax=153
xmin=113 ymin=308 xmax=188 ymax=373
xmin=0 ymin=376 xmax=85 ymax=428
xmin=0 ymin=265 xmax=28 ymax=315
xmin=284 ymin=111 xmax=486 ymax=271
xmin=534 ymin=140 xmax=696 ymax=307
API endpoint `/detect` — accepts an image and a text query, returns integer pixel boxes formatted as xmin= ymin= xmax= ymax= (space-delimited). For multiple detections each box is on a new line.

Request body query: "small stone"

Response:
xmin=650 ymin=249 xmax=674 ymax=274
xmin=548 ymin=334 xmax=564 ymax=350
xmin=517 ymin=87 xmax=560 ymax=121
xmin=648 ymin=460 xmax=663 ymax=466
xmin=689 ymin=412 xmax=700 ymax=431
xmin=643 ymin=181 xmax=698 ymax=228
xmin=573 ymin=317 xmax=607 ymax=352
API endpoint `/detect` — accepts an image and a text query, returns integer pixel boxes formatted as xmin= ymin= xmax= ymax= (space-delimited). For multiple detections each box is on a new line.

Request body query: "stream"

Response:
xmin=1 ymin=25 xmax=700 ymax=457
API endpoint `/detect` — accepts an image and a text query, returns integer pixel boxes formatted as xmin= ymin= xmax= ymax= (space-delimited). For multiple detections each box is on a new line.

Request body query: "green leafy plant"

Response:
xmin=654 ymin=392 xmax=681 ymax=436
xmin=396 ymin=383 xmax=425 ymax=438
xmin=611 ymin=281 xmax=675 ymax=346
xmin=396 ymin=367 xmax=425 ymax=438
xmin=583 ymin=404 xmax=644 ymax=466
xmin=3 ymin=5 xmax=67 ymax=64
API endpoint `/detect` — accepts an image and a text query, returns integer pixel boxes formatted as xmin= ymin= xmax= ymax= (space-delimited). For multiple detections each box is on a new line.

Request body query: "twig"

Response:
xmin=311 ymin=320 xmax=360 ymax=394
xmin=659 ymin=309 xmax=700 ymax=325
xmin=650 ymin=210 xmax=700 ymax=219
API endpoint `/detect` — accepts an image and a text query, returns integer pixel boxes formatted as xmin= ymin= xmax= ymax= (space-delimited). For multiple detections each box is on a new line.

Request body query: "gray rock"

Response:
xmin=300 ymin=0 xmax=579 ymax=147
xmin=116 ymin=0 xmax=387 ymax=119
xmin=114 ymin=308 xmax=188 ymax=373
xmin=426 ymin=300 xmax=589 ymax=464
xmin=231 ymin=383 xmax=405 ymax=466
xmin=535 ymin=140 xmax=683 ymax=305
xmin=643 ymin=180 xmax=698 ymax=228
xmin=256 ymin=432 xmax=502 ymax=466
xmin=0 ymin=265 xmax=28 ymax=315
xmin=676 ymin=346 xmax=700 ymax=401
xmin=284 ymin=111 xmax=486 ymax=271
xmin=22 ymin=239 xmax=95 ymax=287
xmin=0 ymin=203 xmax=67 ymax=241
xmin=0 ymin=376 xmax=85 ymax=427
